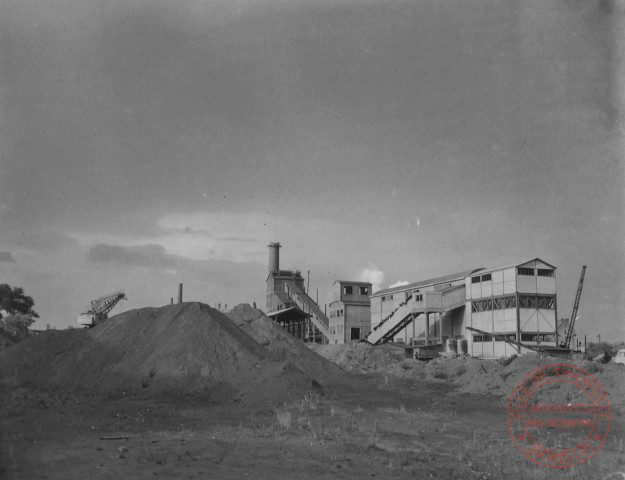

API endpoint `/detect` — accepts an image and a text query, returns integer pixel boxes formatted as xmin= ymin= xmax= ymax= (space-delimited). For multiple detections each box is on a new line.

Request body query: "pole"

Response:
xmin=307 ymin=270 xmax=310 ymax=294
xmin=178 ymin=283 xmax=183 ymax=304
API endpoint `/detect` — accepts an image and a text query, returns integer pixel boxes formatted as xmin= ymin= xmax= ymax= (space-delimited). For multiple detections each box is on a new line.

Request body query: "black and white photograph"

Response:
xmin=1 ymin=0 xmax=624 ymax=478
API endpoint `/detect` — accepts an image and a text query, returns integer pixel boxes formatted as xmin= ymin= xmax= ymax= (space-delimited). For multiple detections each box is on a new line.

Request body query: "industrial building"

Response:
xmin=328 ymin=281 xmax=372 ymax=344
xmin=365 ymin=259 xmax=559 ymax=358
xmin=265 ymin=243 xmax=330 ymax=343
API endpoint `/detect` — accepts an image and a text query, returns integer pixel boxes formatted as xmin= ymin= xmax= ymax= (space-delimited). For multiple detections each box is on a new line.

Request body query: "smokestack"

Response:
xmin=170 ymin=297 xmax=173 ymax=305
xmin=178 ymin=283 xmax=183 ymax=304
xmin=268 ymin=242 xmax=281 ymax=274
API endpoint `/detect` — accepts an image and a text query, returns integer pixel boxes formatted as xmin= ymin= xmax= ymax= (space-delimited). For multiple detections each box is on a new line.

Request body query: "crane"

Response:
xmin=560 ymin=266 xmax=586 ymax=349
xmin=77 ymin=291 xmax=127 ymax=327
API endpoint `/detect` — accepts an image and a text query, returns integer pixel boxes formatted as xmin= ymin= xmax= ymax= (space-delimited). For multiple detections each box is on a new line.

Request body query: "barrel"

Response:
xmin=458 ymin=339 xmax=468 ymax=355
xmin=446 ymin=338 xmax=458 ymax=353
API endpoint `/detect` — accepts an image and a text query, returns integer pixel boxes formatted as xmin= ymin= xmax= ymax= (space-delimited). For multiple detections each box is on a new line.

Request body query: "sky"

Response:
xmin=1 ymin=0 xmax=623 ymax=341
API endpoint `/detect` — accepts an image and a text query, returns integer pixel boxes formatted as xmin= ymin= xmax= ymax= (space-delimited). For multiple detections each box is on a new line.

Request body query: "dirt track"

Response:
xmin=1 ymin=303 xmax=624 ymax=479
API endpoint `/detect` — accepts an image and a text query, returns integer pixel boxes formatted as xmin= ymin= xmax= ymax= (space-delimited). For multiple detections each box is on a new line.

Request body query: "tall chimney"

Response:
xmin=268 ymin=242 xmax=281 ymax=274
xmin=178 ymin=283 xmax=183 ymax=304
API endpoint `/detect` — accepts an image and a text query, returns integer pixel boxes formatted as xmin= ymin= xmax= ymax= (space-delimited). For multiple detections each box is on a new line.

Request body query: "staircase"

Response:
xmin=363 ymin=295 xmax=419 ymax=345
xmin=283 ymin=280 xmax=330 ymax=342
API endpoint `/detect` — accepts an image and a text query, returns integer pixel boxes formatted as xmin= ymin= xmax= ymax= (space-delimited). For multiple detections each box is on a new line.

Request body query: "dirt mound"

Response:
xmin=313 ymin=342 xmax=625 ymax=404
xmin=226 ymin=304 xmax=343 ymax=379
xmin=311 ymin=342 xmax=405 ymax=372
xmin=0 ymin=302 xmax=323 ymax=405
xmin=387 ymin=353 xmax=625 ymax=402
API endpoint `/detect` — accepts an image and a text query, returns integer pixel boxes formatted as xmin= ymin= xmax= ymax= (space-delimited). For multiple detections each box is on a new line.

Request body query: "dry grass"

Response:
xmin=276 ymin=409 xmax=291 ymax=429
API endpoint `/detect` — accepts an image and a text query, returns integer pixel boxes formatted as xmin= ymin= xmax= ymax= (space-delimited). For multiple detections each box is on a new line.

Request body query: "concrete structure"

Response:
xmin=265 ymin=243 xmax=330 ymax=343
xmin=328 ymin=281 xmax=372 ymax=343
xmin=365 ymin=259 xmax=558 ymax=358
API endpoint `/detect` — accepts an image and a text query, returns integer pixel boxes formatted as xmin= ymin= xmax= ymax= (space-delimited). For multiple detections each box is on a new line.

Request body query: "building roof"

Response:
xmin=372 ymin=258 xmax=557 ymax=298
xmin=333 ymin=280 xmax=373 ymax=286
xmin=266 ymin=306 xmax=311 ymax=321
xmin=266 ymin=269 xmax=305 ymax=281
xmin=466 ymin=258 xmax=556 ymax=277
xmin=371 ymin=268 xmax=483 ymax=297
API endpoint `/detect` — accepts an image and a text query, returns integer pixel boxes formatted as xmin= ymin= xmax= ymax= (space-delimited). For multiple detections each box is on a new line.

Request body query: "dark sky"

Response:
xmin=1 ymin=0 xmax=623 ymax=339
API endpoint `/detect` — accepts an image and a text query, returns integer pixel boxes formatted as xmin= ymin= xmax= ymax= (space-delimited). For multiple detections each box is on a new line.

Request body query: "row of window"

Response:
xmin=519 ymin=267 xmax=554 ymax=277
xmin=343 ymin=286 xmax=370 ymax=295
xmin=472 ymin=295 xmax=517 ymax=312
xmin=471 ymin=274 xmax=492 ymax=284
xmin=471 ymin=295 xmax=556 ymax=313
xmin=471 ymin=268 xmax=555 ymax=283
xmin=330 ymin=309 xmax=344 ymax=318
xmin=472 ymin=333 xmax=556 ymax=343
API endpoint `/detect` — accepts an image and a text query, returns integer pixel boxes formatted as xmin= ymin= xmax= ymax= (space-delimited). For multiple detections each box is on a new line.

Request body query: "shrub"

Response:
xmin=276 ymin=409 xmax=292 ymax=429
xmin=583 ymin=361 xmax=603 ymax=374
xmin=454 ymin=364 xmax=467 ymax=377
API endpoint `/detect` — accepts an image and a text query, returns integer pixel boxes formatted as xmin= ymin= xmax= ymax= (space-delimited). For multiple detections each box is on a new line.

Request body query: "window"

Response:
xmin=495 ymin=333 xmax=517 ymax=342
xmin=471 ymin=299 xmax=493 ymax=312
xmin=482 ymin=274 xmax=492 ymax=282
xmin=415 ymin=294 xmax=423 ymax=302
xmin=519 ymin=295 xmax=555 ymax=310
xmin=521 ymin=333 xmax=556 ymax=343
xmin=471 ymin=276 xmax=481 ymax=284
xmin=518 ymin=267 xmax=534 ymax=276
xmin=492 ymin=296 xmax=516 ymax=310
xmin=344 ymin=286 xmax=353 ymax=295
xmin=537 ymin=296 xmax=555 ymax=309
xmin=537 ymin=269 xmax=554 ymax=278
xmin=359 ymin=286 xmax=369 ymax=295
xmin=473 ymin=334 xmax=493 ymax=342
xmin=351 ymin=328 xmax=360 ymax=340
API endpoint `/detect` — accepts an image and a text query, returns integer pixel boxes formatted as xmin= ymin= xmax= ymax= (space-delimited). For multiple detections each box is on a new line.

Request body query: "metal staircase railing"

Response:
xmin=283 ymin=281 xmax=330 ymax=341
xmin=363 ymin=295 xmax=414 ymax=345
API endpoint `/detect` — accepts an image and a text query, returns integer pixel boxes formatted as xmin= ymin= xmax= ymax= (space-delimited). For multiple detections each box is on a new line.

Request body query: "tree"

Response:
xmin=1 ymin=314 xmax=36 ymax=341
xmin=0 ymin=284 xmax=39 ymax=320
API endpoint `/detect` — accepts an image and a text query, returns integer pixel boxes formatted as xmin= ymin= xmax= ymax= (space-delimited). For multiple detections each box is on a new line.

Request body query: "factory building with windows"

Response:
xmin=468 ymin=259 xmax=558 ymax=357
xmin=328 ymin=281 xmax=373 ymax=344
xmin=365 ymin=259 xmax=558 ymax=358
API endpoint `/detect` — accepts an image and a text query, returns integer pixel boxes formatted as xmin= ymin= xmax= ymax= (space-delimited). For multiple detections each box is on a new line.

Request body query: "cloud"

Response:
xmin=87 ymin=244 xmax=176 ymax=270
xmin=0 ymin=252 xmax=16 ymax=263
xmin=389 ymin=280 xmax=409 ymax=289
xmin=359 ymin=264 xmax=385 ymax=293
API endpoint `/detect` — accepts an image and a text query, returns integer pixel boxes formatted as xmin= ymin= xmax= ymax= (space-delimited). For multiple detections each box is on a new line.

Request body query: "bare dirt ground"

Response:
xmin=1 ymin=304 xmax=624 ymax=480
